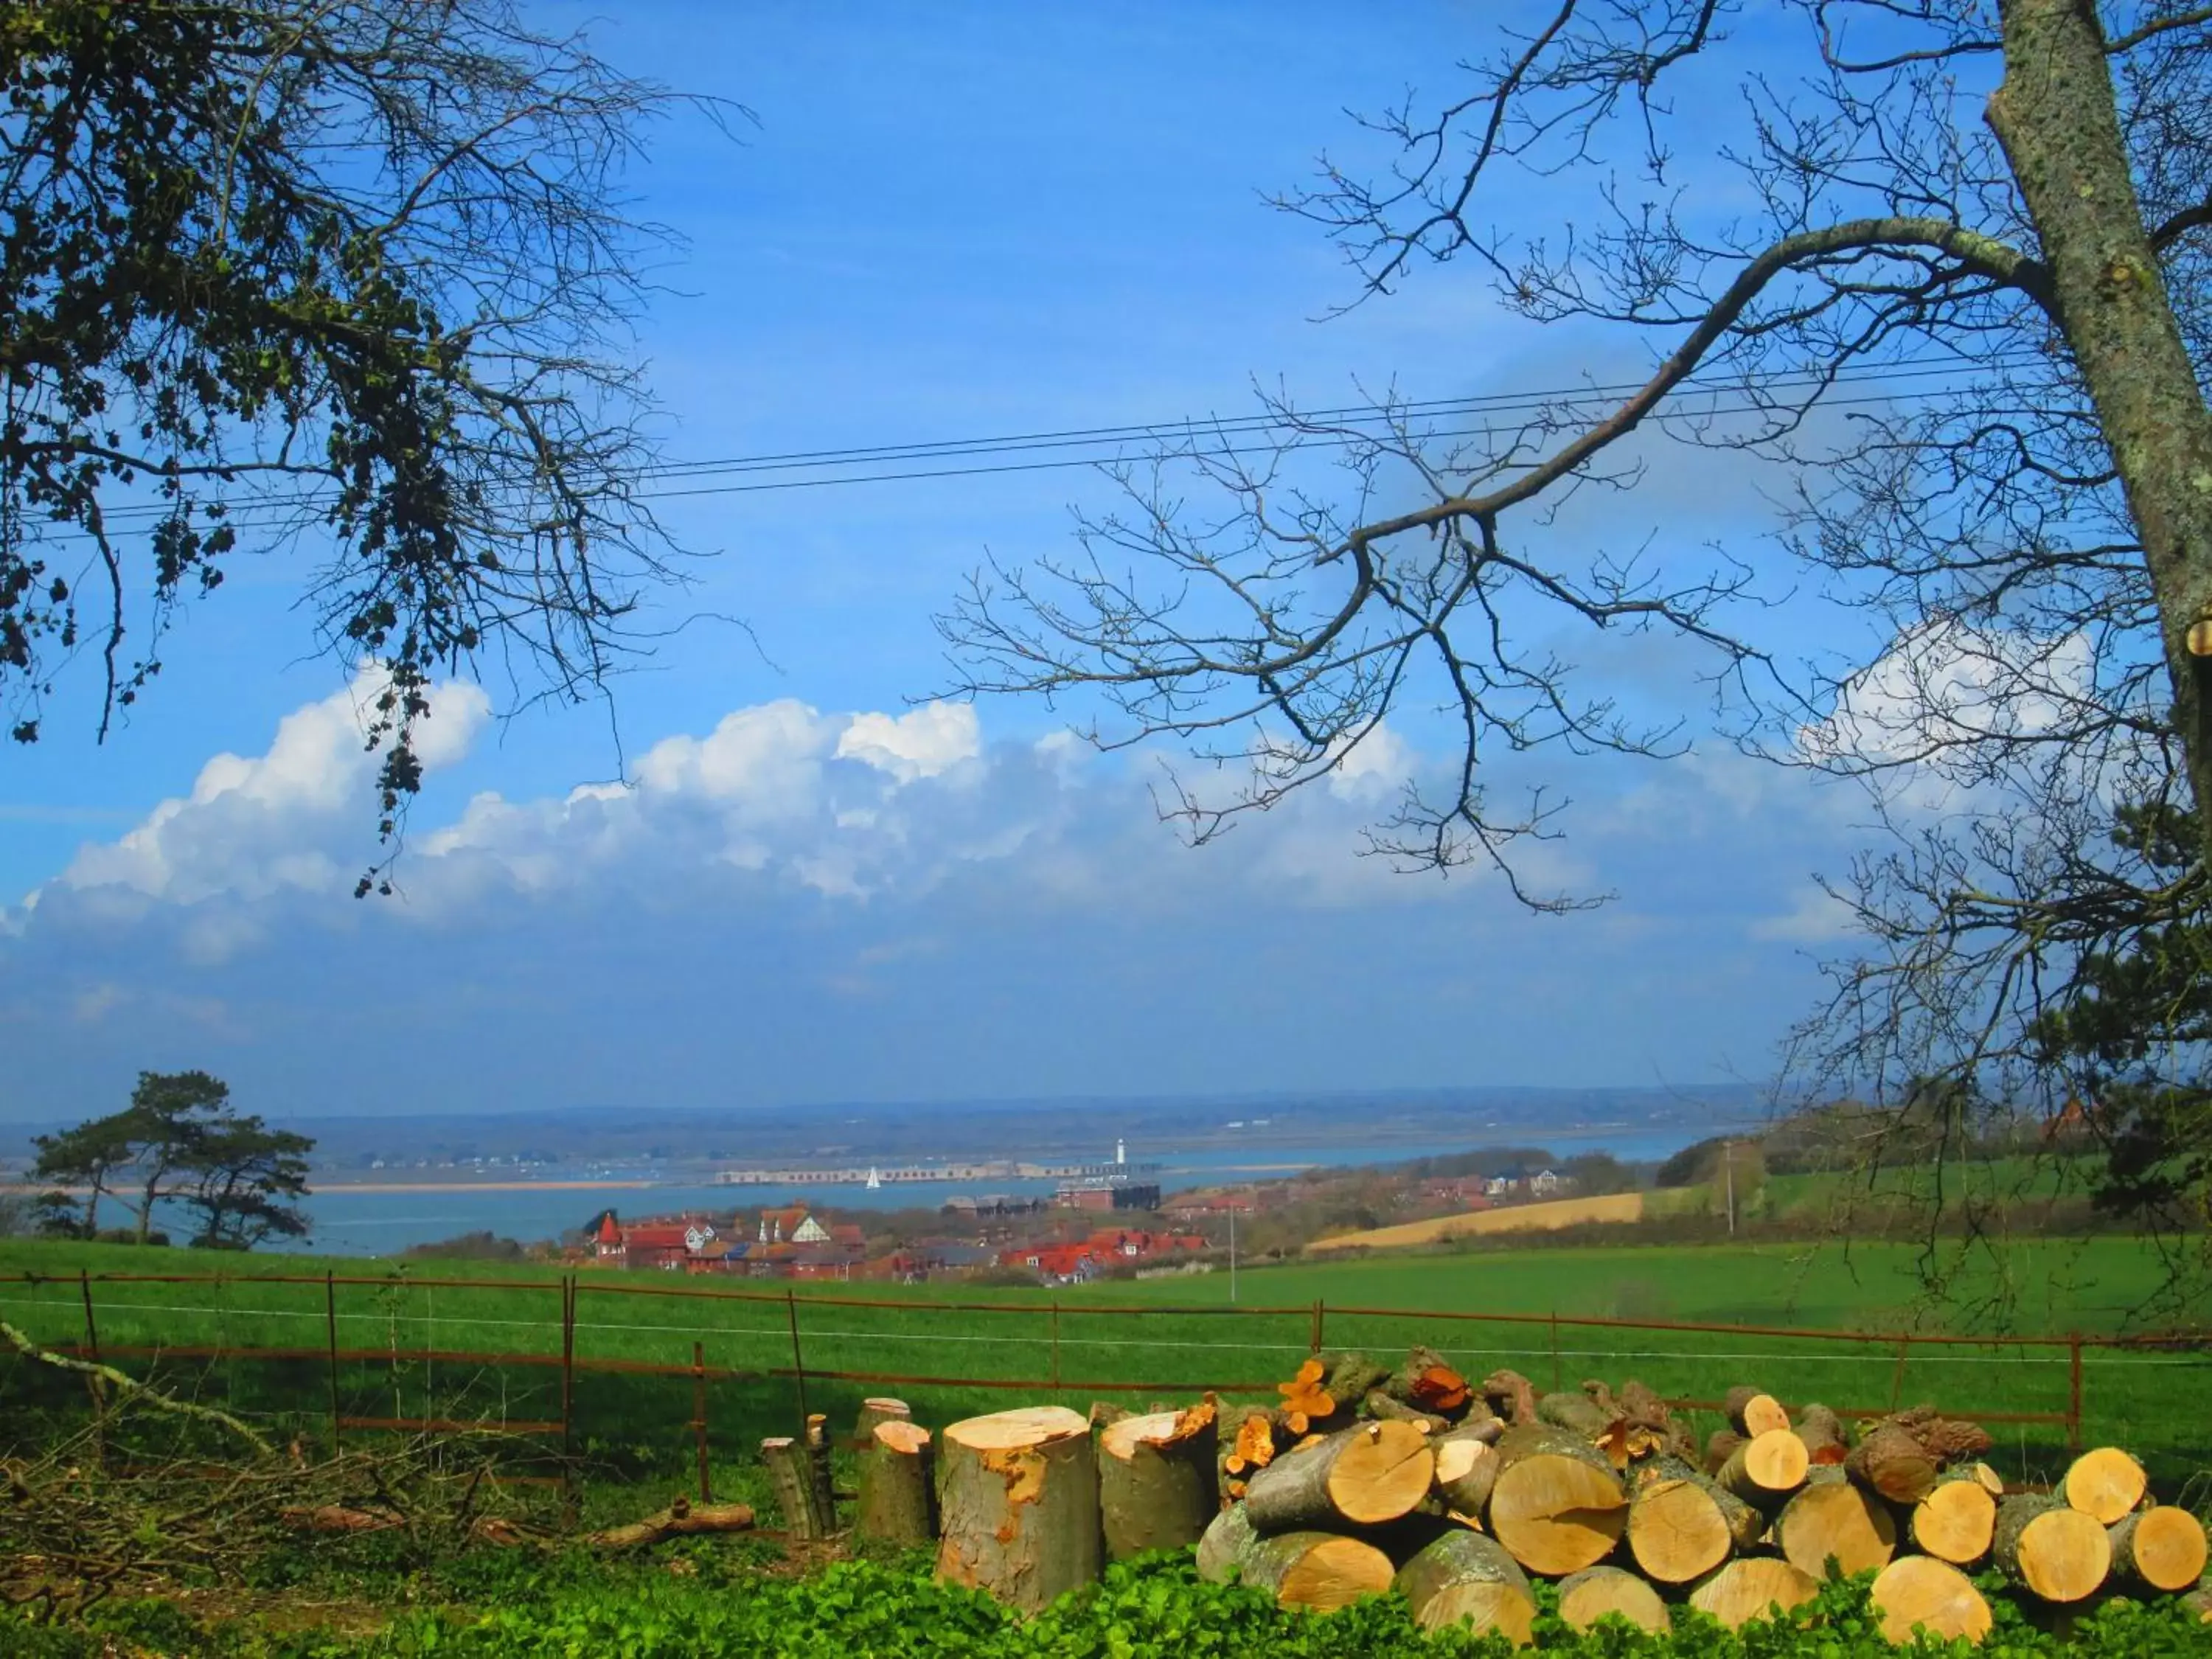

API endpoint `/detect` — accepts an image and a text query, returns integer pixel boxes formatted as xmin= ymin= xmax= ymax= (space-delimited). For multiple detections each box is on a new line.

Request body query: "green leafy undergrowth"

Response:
xmin=14 ymin=1556 xmax=2212 ymax=1658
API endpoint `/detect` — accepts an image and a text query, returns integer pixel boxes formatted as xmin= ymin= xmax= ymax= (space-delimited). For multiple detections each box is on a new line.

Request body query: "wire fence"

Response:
xmin=5 ymin=1267 xmax=2208 ymax=1503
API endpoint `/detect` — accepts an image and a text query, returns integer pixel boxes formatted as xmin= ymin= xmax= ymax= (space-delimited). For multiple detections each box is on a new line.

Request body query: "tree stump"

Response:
xmin=1557 ymin=1564 xmax=1671 ymax=1633
xmin=1215 ymin=1528 xmax=1396 ymax=1610
xmin=2109 ymin=1506 xmax=2210 ymax=1594
xmin=936 ymin=1405 xmax=1099 ymax=1613
xmin=804 ymin=1413 xmax=836 ymax=1524
xmin=2062 ymin=1447 xmax=2147 ymax=1525
xmin=1845 ymin=1422 xmax=1940 ymax=1505
xmin=1724 ymin=1386 xmax=1791 ymax=1437
xmin=1870 ymin=1556 xmax=1992 ymax=1646
xmin=1394 ymin=1529 xmax=1537 ymax=1643
xmin=1099 ymin=1401 xmax=1218 ymax=1560
xmin=1717 ymin=1427 xmax=1810 ymax=1511
xmin=853 ymin=1397 xmax=911 ymax=1442
xmin=1481 ymin=1424 xmax=1628 ymax=1576
xmin=1243 ymin=1419 xmax=1434 ymax=1532
xmin=1996 ymin=1494 xmax=2112 ymax=1604
xmin=856 ymin=1419 xmax=935 ymax=1545
xmin=762 ymin=1436 xmax=834 ymax=1540
xmin=1688 ymin=1557 xmax=1821 ymax=1629
xmin=1626 ymin=1474 xmax=1760 ymax=1584
xmin=1773 ymin=1470 xmax=1898 ymax=1580
xmin=1911 ymin=1471 xmax=1999 ymax=1567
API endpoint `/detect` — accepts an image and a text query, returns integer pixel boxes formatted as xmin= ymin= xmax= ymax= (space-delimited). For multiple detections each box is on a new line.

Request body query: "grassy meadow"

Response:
xmin=2 ymin=1231 xmax=2206 ymax=1496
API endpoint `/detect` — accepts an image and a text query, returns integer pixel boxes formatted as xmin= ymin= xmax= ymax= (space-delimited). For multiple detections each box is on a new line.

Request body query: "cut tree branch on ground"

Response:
xmin=1 ymin=1320 xmax=274 ymax=1458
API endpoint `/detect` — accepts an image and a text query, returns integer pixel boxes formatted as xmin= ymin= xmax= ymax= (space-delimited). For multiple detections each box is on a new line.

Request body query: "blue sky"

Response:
xmin=1 ymin=1 xmax=1910 ymax=1123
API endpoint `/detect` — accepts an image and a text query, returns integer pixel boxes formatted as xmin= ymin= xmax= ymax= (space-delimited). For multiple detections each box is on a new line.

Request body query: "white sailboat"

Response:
xmin=866 ymin=1166 xmax=882 ymax=1189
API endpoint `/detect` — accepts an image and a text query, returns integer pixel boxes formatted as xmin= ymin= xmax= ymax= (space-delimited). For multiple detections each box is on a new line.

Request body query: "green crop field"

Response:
xmin=3 ymin=1233 xmax=2207 ymax=1495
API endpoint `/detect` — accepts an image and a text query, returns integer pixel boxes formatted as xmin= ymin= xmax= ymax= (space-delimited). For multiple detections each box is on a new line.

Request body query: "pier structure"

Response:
xmin=711 ymin=1157 xmax=1162 ymax=1187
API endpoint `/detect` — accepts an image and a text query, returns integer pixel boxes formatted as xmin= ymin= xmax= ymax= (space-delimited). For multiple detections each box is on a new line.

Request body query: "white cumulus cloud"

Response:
xmin=53 ymin=669 xmax=489 ymax=908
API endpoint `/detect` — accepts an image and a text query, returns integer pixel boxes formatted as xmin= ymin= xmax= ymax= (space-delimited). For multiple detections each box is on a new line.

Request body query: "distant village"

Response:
xmin=562 ymin=1154 xmax=1587 ymax=1286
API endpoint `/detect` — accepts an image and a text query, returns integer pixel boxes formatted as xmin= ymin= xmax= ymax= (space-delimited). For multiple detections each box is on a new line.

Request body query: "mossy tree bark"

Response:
xmin=856 ymin=1419 xmax=935 ymax=1546
xmin=1987 ymin=0 xmax=2212 ymax=857
xmin=1099 ymin=1402 xmax=1218 ymax=1561
xmin=1394 ymin=1529 xmax=1537 ymax=1642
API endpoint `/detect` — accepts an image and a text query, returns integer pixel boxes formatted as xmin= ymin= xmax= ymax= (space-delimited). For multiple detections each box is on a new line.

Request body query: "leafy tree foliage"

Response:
xmin=2028 ymin=804 xmax=2212 ymax=1245
xmin=29 ymin=1069 xmax=313 ymax=1248
xmin=26 ymin=1106 xmax=138 ymax=1234
xmin=0 ymin=1 xmax=717 ymax=882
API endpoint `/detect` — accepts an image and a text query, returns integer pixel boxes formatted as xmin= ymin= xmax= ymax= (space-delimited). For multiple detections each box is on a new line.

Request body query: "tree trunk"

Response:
xmin=856 ymin=1419 xmax=935 ymax=1546
xmin=1431 ymin=1429 xmax=1495 ymax=1516
xmin=1194 ymin=1500 xmax=1259 ymax=1582
xmin=1870 ymin=1556 xmax=1993 ymax=1646
xmin=1242 ymin=1419 xmax=1434 ymax=1531
xmin=854 ymin=1397 xmax=911 ymax=1443
xmin=2062 ymin=1446 xmax=2148 ymax=1525
xmin=1717 ymin=1427 xmax=1809 ymax=1511
xmin=1099 ymin=1402 xmax=1218 ymax=1561
xmin=1795 ymin=1404 xmax=1846 ymax=1467
xmin=1988 ymin=0 xmax=2212 ymax=859
xmin=1557 ymin=1564 xmax=1672 ymax=1634
xmin=1723 ymin=1386 xmax=1790 ymax=1438
xmin=1393 ymin=1529 xmax=1537 ymax=1643
xmin=1626 ymin=1473 xmax=1761 ymax=1585
xmin=1910 ymin=1470 xmax=1999 ymax=1567
xmin=1363 ymin=1388 xmax=1445 ymax=1430
xmin=1687 ymin=1557 xmax=1821 ymax=1629
xmin=761 ymin=1436 xmax=833 ymax=1541
xmin=1773 ymin=1469 xmax=1898 ymax=1580
xmin=1220 ymin=1529 xmax=1397 ymax=1610
xmin=936 ymin=1405 xmax=1099 ymax=1613
xmin=1480 ymin=1423 xmax=1627 ymax=1576
xmin=804 ymin=1413 xmax=836 ymax=1526
xmin=2109 ymin=1507 xmax=2211 ymax=1594
xmin=1537 ymin=1391 xmax=1614 ymax=1437
xmin=1995 ymin=1494 xmax=2112 ymax=1604
xmin=1322 ymin=1350 xmax=1391 ymax=1405
xmin=1843 ymin=1422 xmax=1938 ymax=1505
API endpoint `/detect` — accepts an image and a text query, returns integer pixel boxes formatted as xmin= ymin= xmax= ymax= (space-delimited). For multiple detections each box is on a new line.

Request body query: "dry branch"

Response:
xmin=1 ymin=1321 xmax=274 ymax=1458
xmin=589 ymin=1498 xmax=755 ymax=1551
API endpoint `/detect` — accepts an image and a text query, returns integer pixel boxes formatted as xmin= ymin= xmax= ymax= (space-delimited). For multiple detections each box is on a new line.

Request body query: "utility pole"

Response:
xmin=1228 ymin=1204 xmax=1237 ymax=1304
xmin=1724 ymin=1141 xmax=1736 ymax=1237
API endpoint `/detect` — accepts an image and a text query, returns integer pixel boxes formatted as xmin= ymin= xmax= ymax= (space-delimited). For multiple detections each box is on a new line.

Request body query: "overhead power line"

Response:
xmin=55 ymin=351 xmax=2053 ymax=540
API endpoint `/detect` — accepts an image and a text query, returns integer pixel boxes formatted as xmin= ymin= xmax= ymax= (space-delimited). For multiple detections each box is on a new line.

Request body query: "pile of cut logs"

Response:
xmin=779 ymin=1352 xmax=2210 ymax=1643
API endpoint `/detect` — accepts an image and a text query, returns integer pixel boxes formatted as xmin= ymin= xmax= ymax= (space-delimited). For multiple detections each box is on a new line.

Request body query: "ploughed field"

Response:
xmin=1 ymin=1234 xmax=2203 ymax=1491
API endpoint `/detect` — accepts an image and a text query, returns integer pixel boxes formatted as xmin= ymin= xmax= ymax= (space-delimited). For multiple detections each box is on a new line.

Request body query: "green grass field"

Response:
xmin=3 ymin=1233 xmax=2206 ymax=1495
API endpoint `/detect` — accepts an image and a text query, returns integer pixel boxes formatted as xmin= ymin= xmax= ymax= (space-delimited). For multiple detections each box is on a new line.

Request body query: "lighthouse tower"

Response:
xmin=1116 ymin=1138 xmax=1125 ymax=1166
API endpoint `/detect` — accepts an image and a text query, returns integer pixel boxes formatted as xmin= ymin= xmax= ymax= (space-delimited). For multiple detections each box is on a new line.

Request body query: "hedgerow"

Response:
xmin=12 ymin=1553 xmax=2212 ymax=1658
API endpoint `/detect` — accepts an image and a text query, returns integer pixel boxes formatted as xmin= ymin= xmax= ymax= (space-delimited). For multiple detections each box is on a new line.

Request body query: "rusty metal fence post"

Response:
xmin=1887 ymin=1335 xmax=1912 ymax=1412
xmin=1310 ymin=1299 xmax=1324 ymax=1354
xmin=785 ymin=1287 xmax=810 ymax=1425
xmin=692 ymin=1340 xmax=712 ymax=1504
xmin=1549 ymin=1310 xmax=1562 ymax=1393
xmin=324 ymin=1269 xmax=342 ymax=1459
xmin=78 ymin=1269 xmax=104 ymax=1466
xmin=2067 ymin=1335 xmax=2084 ymax=1453
xmin=559 ymin=1276 xmax=577 ymax=1526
